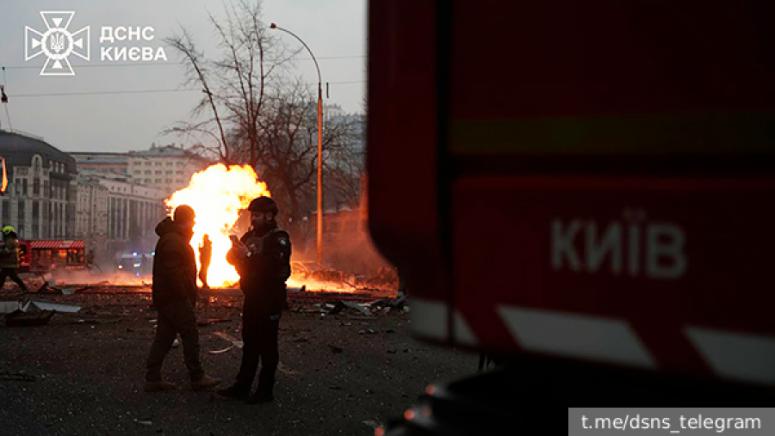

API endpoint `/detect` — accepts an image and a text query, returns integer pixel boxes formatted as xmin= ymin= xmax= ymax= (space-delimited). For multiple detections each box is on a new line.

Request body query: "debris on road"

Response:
xmin=0 ymin=301 xmax=21 ymax=314
xmin=212 ymin=331 xmax=243 ymax=349
xmin=26 ymin=301 xmax=82 ymax=313
xmin=1 ymin=299 xmax=82 ymax=326
xmin=0 ymin=371 xmax=37 ymax=382
xmin=342 ymin=301 xmax=372 ymax=316
xmin=6 ymin=310 xmax=55 ymax=327
xmin=197 ymin=317 xmax=231 ymax=327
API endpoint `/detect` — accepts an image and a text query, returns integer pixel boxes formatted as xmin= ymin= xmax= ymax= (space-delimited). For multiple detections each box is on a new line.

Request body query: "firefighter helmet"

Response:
xmin=247 ymin=196 xmax=278 ymax=215
xmin=2 ymin=225 xmax=15 ymax=234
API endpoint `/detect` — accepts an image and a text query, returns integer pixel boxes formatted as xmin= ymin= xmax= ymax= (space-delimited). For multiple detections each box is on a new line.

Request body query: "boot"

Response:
xmin=246 ymin=388 xmax=274 ymax=404
xmin=216 ymin=383 xmax=250 ymax=400
xmin=191 ymin=374 xmax=221 ymax=391
xmin=144 ymin=380 xmax=176 ymax=392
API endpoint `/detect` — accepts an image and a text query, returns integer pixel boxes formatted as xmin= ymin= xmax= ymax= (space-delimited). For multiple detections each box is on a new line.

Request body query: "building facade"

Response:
xmin=70 ymin=143 xmax=207 ymax=260
xmin=127 ymin=144 xmax=209 ymax=197
xmin=0 ymin=130 xmax=77 ymax=240
xmin=70 ymin=152 xmax=128 ymax=176
xmin=74 ymin=175 xmax=166 ymax=256
xmin=75 ymin=175 xmax=109 ymax=259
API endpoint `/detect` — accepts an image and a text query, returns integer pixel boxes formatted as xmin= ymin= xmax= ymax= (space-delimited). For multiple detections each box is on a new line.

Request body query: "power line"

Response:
xmin=1 ymin=55 xmax=366 ymax=70
xmin=8 ymin=81 xmax=365 ymax=98
xmin=11 ymin=88 xmax=199 ymax=97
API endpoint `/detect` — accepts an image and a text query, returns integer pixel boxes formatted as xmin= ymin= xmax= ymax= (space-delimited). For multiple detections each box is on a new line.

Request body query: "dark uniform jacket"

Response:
xmin=152 ymin=217 xmax=198 ymax=307
xmin=227 ymin=223 xmax=291 ymax=318
xmin=0 ymin=234 xmax=20 ymax=269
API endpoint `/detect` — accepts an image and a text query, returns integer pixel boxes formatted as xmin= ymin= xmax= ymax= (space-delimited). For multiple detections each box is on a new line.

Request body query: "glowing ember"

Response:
xmin=166 ymin=164 xmax=270 ymax=288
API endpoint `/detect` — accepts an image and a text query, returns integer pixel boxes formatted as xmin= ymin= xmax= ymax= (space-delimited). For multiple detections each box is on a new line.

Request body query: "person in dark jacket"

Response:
xmin=144 ymin=205 xmax=220 ymax=392
xmin=217 ymin=196 xmax=291 ymax=403
xmin=0 ymin=226 xmax=28 ymax=292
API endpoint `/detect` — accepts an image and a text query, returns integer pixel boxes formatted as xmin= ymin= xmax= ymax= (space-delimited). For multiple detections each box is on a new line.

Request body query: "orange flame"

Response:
xmin=166 ymin=164 xmax=270 ymax=288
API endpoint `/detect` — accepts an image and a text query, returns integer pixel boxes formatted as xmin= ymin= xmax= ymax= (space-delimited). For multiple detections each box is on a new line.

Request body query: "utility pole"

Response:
xmin=270 ymin=23 xmax=325 ymax=266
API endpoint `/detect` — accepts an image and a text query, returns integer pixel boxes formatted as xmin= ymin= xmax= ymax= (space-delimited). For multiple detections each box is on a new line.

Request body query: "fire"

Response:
xmin=166 ymin=164 xmax=270 ymax=288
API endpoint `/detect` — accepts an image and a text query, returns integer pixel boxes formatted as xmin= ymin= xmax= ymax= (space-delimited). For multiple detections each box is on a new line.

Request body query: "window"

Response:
xmin=33 ymin=178 xmax=40 ymax=196
xmin=32 ymin=201 xmax=39 ymax=239
xmin=2 ymin=200 xmax=8 ymax=221
xmin=144 ymin=170 xmax=151 ymax=175
xmin=155 ymin=179 xmax=161 ymax=183
xmin=14 ymin=179 xmax=20 ymax=196
xmin=166 ymin=161 xmax=173 ymax=166
xmin=22 ymin=179 xmax=28 ymax=196
xmin=165 ymin=179 xmax=172 ymax=183
xmin=155 ymin=162 xmax=162 ymax=166
xmin=17 ymin=200 xmax=25 ymax=222
xmin=43 ymin=181 xmax=49 ymax=197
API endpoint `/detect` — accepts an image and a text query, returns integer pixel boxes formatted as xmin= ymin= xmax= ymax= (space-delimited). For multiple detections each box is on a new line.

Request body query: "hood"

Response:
xmin=155 ymin=217 xmax=176 ymax=236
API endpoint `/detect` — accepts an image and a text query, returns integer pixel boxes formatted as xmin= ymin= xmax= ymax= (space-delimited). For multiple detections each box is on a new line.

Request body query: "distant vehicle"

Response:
xmin=116 ymin=252 xmax=152 ymax=277
xmin=18 ymin=240 xmax=86 ymax=272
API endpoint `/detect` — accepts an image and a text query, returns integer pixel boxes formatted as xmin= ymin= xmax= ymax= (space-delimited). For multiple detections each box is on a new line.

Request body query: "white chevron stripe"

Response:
xmin=497 ymin=305 xmax=656 ymax=368
xmin=410 ymin=298 xmax=447 ymax=340
xmin=453 ymin=310 xmax=478 ymax=346
xmin=686 ymin=326 xmax=775 ymax=384
xmin=410 ymin=298 xmax=478 ymax=345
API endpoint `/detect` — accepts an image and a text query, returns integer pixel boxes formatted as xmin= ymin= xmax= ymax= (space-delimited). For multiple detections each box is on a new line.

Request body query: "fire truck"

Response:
xmin=368 ymin=1 xmax=775 ymax=433
xmin=18 ymin=240 xmax=87 ymax=272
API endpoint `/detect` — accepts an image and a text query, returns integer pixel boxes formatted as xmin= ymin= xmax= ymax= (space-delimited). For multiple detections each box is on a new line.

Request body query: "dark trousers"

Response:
xmin=0 ymin=268 xmax=27 ymax=291
xmin=145 ymin=300 xmax=204 ymax=382
xmin=236 ymin=313 xmax=280 ymax=394
xmin=199 ymin=259 xmax=210 ymax=289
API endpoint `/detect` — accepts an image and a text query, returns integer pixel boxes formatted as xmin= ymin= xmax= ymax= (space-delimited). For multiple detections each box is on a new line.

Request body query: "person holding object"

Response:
xmin=144 ymin=205 xmax=220 ymax=392
xmin=218 ymin=196 xmax=291 ymax=404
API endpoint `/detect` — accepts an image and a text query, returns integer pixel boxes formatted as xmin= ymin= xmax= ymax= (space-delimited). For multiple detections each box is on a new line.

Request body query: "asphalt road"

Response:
xmin=0 ymin=290 xmax=475 ymax=435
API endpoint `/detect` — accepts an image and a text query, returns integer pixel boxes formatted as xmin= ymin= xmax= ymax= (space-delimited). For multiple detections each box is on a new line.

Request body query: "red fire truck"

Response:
xmin=18 ymin=240 xmax=86 ymax=272
xmin=368 ymin=1 xmax=775 ymax=433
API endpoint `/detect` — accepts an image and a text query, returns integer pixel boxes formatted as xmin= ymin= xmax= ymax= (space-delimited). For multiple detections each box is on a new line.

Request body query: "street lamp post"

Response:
xmin=270 ymin=23 xmax=324 ymax=266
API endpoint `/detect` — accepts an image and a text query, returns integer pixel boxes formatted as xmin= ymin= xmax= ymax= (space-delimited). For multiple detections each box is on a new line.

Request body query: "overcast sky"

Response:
xmin=0 ymin=0 xmax=366 ymax=152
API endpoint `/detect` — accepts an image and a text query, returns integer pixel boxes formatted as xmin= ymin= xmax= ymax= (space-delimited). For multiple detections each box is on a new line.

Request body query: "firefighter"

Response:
xmin=144 ymin=205 xmax=220 ymax=392
xmin=218 ymin=196 xmax=291 ymax=403
xmin=198 ymin=234 xmax=212 ymax=290
xmin=0 ymin=226 xmax=28 ymax=292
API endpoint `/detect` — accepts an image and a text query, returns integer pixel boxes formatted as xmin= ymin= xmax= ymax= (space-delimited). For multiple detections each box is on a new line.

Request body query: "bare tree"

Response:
xmin=165 ymin=0 xmax=365 ymax=231
xmin=164 ymin=0 xmax=287 ymax=165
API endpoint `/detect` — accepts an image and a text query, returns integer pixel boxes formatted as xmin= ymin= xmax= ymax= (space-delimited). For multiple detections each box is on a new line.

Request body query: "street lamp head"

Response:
xmin=269 ymin=22 xmax=277 ymax=29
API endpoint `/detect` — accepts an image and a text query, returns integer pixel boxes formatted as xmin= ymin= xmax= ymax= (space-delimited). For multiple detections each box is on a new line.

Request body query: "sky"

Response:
xmin=0 ymin=0 xmax=366 ymax=152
